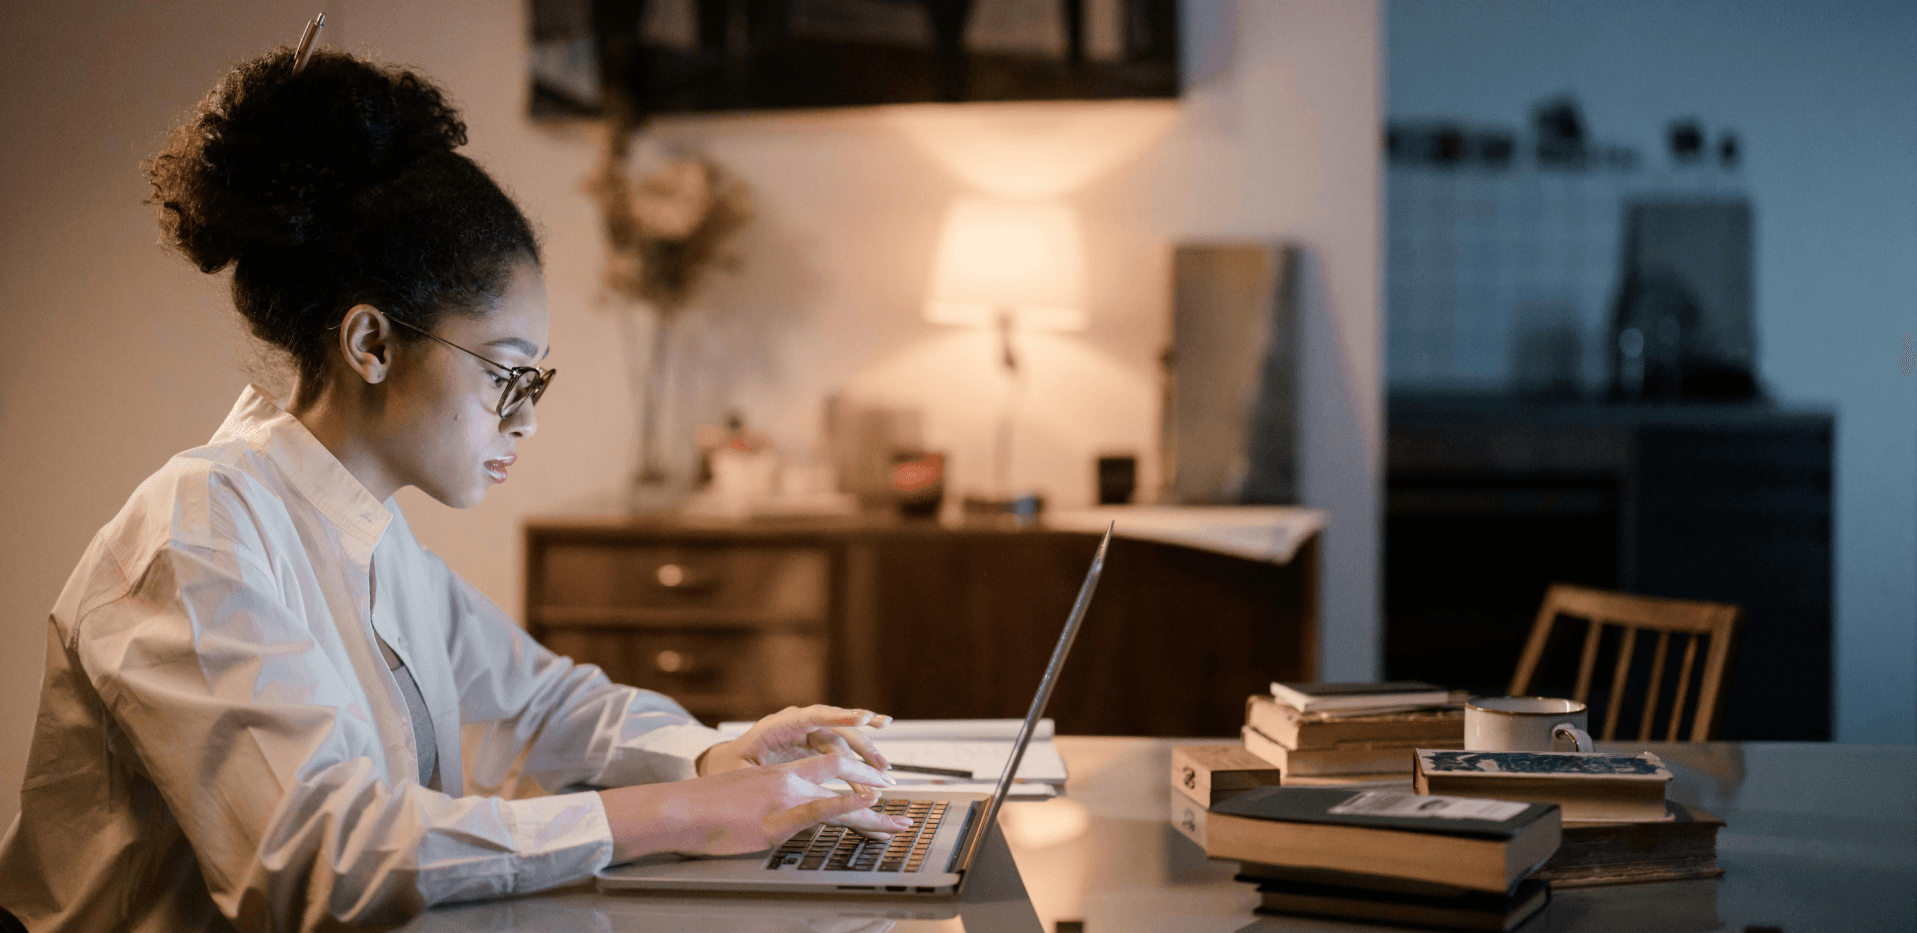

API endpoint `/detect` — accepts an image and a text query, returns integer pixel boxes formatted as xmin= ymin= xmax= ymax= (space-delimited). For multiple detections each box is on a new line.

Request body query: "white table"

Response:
xmin=407 ymin=737 xmax=1917 ymax=932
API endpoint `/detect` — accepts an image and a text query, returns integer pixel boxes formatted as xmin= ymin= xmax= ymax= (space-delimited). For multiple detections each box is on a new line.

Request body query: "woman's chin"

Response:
xmin=418 ymin=480 xmax=490 ymax=510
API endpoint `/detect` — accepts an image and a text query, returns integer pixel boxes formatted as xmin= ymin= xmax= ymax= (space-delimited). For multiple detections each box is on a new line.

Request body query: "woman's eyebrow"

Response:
xmin=483 ymin=337 xmax=546 ymax=360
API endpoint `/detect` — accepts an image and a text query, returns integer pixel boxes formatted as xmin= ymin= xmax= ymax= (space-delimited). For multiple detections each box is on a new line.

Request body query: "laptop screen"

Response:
xmin=948 ymin=524 xmax=1111 ymax=874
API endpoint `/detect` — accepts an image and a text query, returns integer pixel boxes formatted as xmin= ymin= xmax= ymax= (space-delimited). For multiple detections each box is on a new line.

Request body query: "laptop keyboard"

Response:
xmin=765 ymin=799 xmax=951 ymax=873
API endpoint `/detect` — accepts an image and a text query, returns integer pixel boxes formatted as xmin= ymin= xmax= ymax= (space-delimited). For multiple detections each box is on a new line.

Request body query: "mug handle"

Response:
xmin=1552 ymin=723 xmax=1595 ymax=752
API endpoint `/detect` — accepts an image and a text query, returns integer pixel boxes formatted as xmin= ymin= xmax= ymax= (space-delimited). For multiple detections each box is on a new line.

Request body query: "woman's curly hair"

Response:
xmin=148 ymin=46 xmax=540 ymax=403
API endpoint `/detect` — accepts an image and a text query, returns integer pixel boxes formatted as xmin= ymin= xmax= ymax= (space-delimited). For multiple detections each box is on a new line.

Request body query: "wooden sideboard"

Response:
xmin=523 ymin=515 xmax=1319 ymax=736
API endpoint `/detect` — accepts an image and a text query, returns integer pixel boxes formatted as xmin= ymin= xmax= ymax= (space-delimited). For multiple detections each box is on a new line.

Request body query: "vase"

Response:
xmin=619 ymin=304 xmax=687 ymax=513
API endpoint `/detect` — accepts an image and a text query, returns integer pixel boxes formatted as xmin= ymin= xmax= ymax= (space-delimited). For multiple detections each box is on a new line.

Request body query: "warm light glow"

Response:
xmin=886 ymin=100 xmax=1182 ymax=200
xmin=839 ymin=329 xmax=1158 ymax=506
xmin=925 ymin=198 xmax=1087 ymax=333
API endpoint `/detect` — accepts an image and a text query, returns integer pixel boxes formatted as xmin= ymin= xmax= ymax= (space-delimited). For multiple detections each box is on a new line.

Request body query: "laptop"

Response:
xmin=596 ymin=525 xmax=1112 ymax=897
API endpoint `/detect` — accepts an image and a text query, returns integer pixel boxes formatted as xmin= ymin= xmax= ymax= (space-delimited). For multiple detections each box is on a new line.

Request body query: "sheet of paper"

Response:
xmin=876 ymin=739 xmax=1068 ymax=784
xmin=711 ymin=719 xmax=1070 ymax=784
xmin=1327 ymin=790 xmax=1530 ymax=822
xmin=822 ymin=780 xmax=1059 ymax=800
xmin=717 ymin=718 xmax=1055 ymax=741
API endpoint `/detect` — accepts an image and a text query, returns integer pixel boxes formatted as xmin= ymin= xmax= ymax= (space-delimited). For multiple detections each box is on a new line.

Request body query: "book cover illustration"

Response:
xmin=1421 ymin=750 xmax=1669 ymax=778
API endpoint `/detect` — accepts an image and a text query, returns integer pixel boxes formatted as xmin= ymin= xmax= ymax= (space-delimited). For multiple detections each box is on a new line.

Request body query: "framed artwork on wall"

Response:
xmin=528 ymin=0 xmax=1179 ymax=118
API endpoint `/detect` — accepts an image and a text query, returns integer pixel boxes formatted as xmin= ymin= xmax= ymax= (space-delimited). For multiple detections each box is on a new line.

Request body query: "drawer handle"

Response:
xmin=655 ymin=649 xmax=693 ymax=673
xmin=653 ymin=562 xmax=719 ymax=592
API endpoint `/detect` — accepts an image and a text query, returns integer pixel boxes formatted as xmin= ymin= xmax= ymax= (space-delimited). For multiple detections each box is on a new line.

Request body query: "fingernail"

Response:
xmin=881 ymin=772 xmax=897 ymax=785
xmin=890 ymin=816 xmax=912 ymax=829
xmin=869 ymin=832 xmax=893 ymax=843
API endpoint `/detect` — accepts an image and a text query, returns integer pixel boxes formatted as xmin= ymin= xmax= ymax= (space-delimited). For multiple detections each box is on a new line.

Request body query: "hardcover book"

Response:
xmin=1248 ymin=693 xmax=1464 ymax=751
xmin=1254 ymin=876 xmax=1551 ymax=932
xmin=1205 ymin=786 xmax=1562 ymax=894
xmin=1535 ymin=801 xmax=1724 ymax=887
xmin=1243 ymin=725 xmax=1433 ymax=776
xmin=1413 ymin=749 xmax=1673 ymax=823
xmin=1270 ymin=681 xmax=1452 ymax=713
xmin=1236 ymin=861 xmax=1477 ymax=898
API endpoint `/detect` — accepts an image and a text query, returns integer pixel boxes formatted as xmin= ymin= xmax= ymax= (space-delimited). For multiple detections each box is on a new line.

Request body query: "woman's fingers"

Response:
xmin=765 ymin=786 xmax=887 ymax=843
xmin=792 ymin=704 xmax=889 ymax=729
xmin=824 ymin=798 xmax=915 ymax=837
xmin=790 ymin=750 xmax=894 ymax=788
xmin=829 ymin=726 xmax=889 ymax=771
xmin=805 ymin=729 xmax=852 ymax=758
xmin=805 ymin=728 xmax=891 ymax=773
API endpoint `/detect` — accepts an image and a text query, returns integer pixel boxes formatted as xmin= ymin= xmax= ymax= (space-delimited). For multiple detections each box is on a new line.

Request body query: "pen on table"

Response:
xmin=888 ymin=763 xmax=973 ymax=778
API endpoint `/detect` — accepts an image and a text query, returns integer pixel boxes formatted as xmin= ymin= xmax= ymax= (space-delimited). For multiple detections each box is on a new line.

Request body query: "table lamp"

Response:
xmin=924 ymin=197 xmax=1088 ymax=510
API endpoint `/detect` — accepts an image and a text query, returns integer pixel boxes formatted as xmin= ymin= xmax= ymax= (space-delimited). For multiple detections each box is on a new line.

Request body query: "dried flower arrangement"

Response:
xmin=587 ymin=131 xmax=753 ymax=319
xmin=587 ymin=127 xmax=753 ymax=496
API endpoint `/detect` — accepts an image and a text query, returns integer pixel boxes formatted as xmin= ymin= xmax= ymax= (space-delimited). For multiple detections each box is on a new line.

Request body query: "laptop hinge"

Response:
xmin=944 ymin=800 xmax=982 ymax=875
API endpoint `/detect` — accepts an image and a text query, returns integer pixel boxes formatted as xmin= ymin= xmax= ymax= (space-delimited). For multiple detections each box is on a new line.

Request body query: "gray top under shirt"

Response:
xmin=377 ymin=633 xmax=440 ymax=791
xmin=370 ymin=566 xmax=438 ymax=791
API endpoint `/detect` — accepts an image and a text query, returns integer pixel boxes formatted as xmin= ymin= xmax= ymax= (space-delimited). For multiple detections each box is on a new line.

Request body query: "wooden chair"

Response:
xmin=1509 ymin=583 xmax=1743 ymax=741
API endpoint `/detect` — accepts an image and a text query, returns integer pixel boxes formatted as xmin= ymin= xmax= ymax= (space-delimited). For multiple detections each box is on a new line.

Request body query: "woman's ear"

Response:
xmin=337 ymin=305 xmax=395 ymax=385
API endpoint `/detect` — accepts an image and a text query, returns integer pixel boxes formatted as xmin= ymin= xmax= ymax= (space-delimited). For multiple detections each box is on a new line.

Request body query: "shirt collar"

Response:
xmin=212 ymin=385 xmax=393 ymax=552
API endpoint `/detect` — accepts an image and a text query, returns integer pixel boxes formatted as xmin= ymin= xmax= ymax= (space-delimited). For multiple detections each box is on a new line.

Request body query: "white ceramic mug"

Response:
xmin=1465 ymin=696 xmax=1595 ymax=752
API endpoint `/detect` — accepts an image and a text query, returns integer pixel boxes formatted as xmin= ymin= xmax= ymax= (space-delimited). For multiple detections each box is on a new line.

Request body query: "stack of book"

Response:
xmin=1242 ymin=682 xmax=1465 ymax=782
xmin=1201 ymin=785 xmax=1562 ymax=930
xmin=1413 ymin=748 xmax=1723 ymax=887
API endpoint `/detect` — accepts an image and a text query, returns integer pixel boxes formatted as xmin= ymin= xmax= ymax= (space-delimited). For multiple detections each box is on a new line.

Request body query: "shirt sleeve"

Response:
xmin=428 ymin=547 xmax=730 ymax=794
xmin=78 ymin=542 xmax=616 ymax=932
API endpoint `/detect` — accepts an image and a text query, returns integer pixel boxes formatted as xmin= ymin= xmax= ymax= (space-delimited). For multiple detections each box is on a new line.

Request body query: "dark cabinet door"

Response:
xmin=838 ymin=531 xmax=1317 ymax=737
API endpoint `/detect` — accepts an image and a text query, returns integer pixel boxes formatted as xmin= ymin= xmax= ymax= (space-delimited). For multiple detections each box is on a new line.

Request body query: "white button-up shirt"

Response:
xmin=0 ymin=387 xmax=726 ymax=931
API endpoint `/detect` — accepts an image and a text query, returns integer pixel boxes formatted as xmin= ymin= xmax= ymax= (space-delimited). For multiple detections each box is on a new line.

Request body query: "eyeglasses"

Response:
xmin=386 ymin=314 xmax=556 ymax=419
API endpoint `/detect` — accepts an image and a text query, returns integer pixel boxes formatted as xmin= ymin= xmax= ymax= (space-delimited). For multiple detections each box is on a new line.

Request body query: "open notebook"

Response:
xmin=716 ymin=718 xmax=1067 ymax=797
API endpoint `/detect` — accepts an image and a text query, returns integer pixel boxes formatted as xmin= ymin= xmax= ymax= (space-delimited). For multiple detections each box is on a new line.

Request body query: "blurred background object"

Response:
xmin=825 ymin=397 xmax=926 ymax=513
xmin=589 ymin=136 xmax=754 ymax=508
xmin=1610 ymin=199 xmax=1758 ymax=401
xmin=923 ymin=196 xmax=1089 ymax=509
xmin=1161 ymin=242 xmax=1300 ymax=506
xmin=528 ymin=0 xmax=1181 ymax=116
xmin=891 ymin=450 xmax=946 ymax=518
xmin=1094 ymin=453 xmax=1136 ymax=506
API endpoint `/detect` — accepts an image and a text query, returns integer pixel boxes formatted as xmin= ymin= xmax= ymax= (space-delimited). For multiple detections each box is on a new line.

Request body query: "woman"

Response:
xmin=0 ymin=44 xmax=908 ymax=932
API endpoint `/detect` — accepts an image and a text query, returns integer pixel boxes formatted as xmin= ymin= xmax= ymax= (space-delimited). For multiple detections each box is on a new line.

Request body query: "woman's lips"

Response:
xmin=484 ymin=455 xmax=515 ymax=483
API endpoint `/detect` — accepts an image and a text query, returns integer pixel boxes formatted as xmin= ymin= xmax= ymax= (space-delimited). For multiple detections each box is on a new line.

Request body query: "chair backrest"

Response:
xmin=1508 ymin=583 xmax=1743 ymax=741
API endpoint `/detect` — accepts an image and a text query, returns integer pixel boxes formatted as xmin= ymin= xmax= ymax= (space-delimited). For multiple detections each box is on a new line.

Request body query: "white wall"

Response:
xmin=1387 ymin=0 xmax=1917 ymax=743
xmin=0 ymin=0 xmax=1380 ymax=827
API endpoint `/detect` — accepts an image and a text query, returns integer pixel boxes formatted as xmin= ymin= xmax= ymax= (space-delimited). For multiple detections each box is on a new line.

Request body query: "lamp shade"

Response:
xmin=925 ymin=198 xmax=1088 ymax=332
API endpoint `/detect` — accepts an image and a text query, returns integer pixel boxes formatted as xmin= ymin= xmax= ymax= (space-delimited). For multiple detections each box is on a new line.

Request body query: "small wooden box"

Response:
xmin=1172 ymin=744 xmax=1285 ymax=805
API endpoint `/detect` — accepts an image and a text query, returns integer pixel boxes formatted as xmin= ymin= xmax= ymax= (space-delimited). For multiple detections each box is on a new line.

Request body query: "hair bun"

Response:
xmin=149 ymin=46 xmax=469 ymax=273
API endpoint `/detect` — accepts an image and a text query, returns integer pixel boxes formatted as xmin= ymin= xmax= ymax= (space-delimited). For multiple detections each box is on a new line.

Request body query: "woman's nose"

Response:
xmin=504 ymin=402 xmax=537 ymax=439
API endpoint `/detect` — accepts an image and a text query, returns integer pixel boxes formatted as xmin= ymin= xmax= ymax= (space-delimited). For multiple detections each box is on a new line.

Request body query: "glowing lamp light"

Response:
xmin=925 ymin=199 xmax=1088 ymax=334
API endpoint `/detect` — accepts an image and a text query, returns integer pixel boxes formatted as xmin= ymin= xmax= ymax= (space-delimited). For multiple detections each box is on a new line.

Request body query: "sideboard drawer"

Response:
xmin=538 ymin=627 xmax=826 ymax=723
xmin=535 ymin=544 xmax=828 ymax=628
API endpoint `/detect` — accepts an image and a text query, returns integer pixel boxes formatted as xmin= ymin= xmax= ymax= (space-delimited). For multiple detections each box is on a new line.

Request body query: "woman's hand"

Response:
xmin=699 ymin=704 xmax=894 ymax=779
xmin=599 ymin=753 xmax=912 ymax=861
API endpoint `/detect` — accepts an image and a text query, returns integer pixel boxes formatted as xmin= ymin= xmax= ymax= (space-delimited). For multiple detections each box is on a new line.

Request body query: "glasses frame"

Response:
xmin=386 ymin=314 xmax=556 ymax=419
